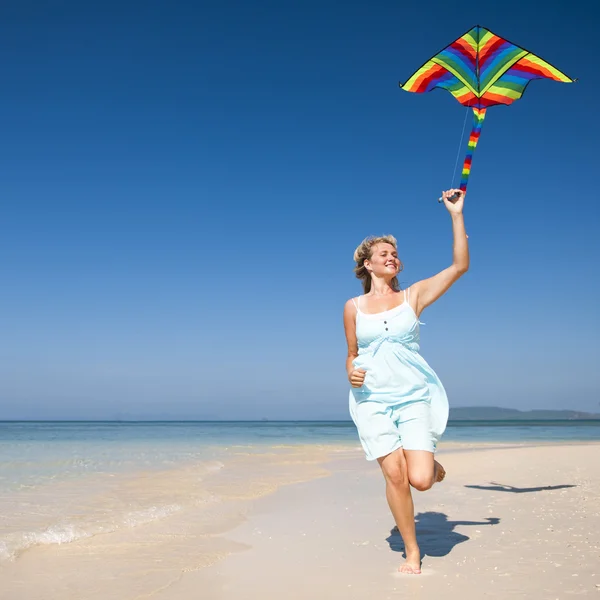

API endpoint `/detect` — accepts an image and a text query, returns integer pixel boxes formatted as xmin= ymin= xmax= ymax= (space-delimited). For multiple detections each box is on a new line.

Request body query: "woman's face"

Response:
xmin=365 ymin=243 xmax=400 ymax=277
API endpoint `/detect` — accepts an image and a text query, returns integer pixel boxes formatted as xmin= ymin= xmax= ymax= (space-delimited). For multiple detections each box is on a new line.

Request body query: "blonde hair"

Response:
xmin=353 ymin=235 xmax=403 ymax=293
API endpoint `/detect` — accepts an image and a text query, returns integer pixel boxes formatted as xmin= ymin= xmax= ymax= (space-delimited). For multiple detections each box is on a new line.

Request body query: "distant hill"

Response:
xmin=449 ymin=407 xmax=600 ymax=421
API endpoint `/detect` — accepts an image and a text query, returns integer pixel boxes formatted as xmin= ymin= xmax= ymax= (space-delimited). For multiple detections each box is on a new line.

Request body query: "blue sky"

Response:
xmin=1 ymin=0 xmax=598 ymax=420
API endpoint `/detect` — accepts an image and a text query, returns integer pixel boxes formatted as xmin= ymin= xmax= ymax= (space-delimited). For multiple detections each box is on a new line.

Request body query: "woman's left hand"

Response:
xmin=441 ymin=189 xmax=465 ymax=214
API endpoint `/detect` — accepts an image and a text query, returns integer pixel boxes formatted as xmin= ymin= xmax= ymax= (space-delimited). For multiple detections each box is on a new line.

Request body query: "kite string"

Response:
xmin=450 ymin=104 xmax=471 ymax=188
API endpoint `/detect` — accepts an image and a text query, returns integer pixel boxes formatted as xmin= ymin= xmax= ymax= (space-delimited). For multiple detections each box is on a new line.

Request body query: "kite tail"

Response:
xmin=459 ymin=107 xmax=486 ymax=192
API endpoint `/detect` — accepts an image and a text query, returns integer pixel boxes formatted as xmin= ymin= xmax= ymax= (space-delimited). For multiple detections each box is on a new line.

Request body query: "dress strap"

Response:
xmin=353 ymin=296 xmax=364 ymax=313
xmin=405 ymin=286 xmax=410 ymax=305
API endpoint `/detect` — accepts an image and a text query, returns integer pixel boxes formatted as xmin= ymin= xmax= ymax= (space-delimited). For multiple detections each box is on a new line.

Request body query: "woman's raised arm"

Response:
xmin=413 ymin=189 xmax=469 ymax=316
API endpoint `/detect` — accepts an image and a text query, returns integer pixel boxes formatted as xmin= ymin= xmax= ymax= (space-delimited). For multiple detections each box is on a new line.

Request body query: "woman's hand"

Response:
xmin=348 ymin=368 xmax=366 ymax=388
xmin=441 ymin=189 xmax=465 ymax=214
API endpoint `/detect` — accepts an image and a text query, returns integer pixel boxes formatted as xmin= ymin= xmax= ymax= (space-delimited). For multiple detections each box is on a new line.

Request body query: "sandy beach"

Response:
xmin=1 ymin=442 xmax=599 ymax=599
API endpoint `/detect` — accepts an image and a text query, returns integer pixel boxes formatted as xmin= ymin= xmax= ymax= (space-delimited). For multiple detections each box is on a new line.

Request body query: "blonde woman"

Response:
xmin=343 ymin=189 xmax=469 ymax=574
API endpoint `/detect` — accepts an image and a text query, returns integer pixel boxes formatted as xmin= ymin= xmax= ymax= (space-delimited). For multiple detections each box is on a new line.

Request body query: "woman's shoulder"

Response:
xmin=344 ymin=296 xmax=361 ymax=312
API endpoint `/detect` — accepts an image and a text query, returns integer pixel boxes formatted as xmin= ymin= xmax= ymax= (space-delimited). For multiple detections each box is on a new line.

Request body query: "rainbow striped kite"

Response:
xmin=399 ymin=25 xmax=574 ymax=199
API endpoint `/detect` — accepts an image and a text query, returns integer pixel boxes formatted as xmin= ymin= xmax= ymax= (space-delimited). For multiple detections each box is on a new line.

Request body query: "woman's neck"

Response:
xmin=368 ymin=279 xmax=395 ymax=296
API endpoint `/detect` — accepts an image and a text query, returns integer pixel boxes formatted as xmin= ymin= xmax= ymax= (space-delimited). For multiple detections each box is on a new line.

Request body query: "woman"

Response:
xmin=343 ymin=188 xmax=469 ymax=575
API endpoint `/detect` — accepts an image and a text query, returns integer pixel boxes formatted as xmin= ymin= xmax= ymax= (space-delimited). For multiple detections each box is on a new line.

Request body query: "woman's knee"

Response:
xmin=379 ymin=452 xmax=409 ymax=488
xmin=409 ymin=471 xmax=434 ymax=492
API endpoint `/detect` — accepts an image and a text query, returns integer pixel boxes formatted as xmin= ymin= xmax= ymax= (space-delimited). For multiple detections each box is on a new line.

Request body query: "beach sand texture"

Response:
xmin=1 ymin=443 xmax=598 ymax=599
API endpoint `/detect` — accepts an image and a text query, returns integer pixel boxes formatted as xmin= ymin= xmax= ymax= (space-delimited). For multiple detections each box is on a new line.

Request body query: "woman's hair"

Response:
xmin=353 ymin=235 xmax=403 ymax=294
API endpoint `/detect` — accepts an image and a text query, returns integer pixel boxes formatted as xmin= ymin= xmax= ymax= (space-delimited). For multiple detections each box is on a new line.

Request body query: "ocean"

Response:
xmin=1 ymin=420 xmax=598 ymax=565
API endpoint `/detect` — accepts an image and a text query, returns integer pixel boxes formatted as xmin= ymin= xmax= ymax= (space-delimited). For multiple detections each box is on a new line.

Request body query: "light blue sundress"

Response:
xmin=348 ymin=287 xmax=449 ymax=460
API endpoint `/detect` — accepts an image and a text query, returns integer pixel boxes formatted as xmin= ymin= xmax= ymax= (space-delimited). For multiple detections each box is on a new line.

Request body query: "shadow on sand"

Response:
xmin=464 ymin=482 xmax=576 ymax=494
xmin=386 ymin=512 xmax=500 ymax=558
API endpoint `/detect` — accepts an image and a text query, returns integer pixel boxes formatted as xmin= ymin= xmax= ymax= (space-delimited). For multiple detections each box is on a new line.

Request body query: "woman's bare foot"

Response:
xmin=399 ymin=547 xmax=421 ymax=574
xmin=434 ymin=460 xmax=446 ymax=483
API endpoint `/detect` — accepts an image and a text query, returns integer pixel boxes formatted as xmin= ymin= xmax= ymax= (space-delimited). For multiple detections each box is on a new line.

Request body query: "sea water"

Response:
xmin=0 ymin=420 xmax=598 ymax=563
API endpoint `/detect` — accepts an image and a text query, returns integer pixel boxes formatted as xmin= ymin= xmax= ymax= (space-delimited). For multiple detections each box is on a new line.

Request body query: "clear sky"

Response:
xmin=1 ymin=0 xmax=599 ymax=420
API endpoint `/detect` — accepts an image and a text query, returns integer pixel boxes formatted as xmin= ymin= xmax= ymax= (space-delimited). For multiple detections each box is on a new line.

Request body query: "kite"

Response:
xmin=398 ymin=25 xmax=575 ymax=201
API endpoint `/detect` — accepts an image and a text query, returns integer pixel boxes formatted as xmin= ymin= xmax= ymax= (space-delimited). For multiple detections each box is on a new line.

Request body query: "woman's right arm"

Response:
xmin=343 ymin=299 xmax=366 ymax=387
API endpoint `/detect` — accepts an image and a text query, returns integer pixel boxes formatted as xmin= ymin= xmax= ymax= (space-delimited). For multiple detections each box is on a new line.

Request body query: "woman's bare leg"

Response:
xmin=377 ymin=449 xmax=421 ymax=574
xmin=403 ymin=450 xmax=445 ymax=491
